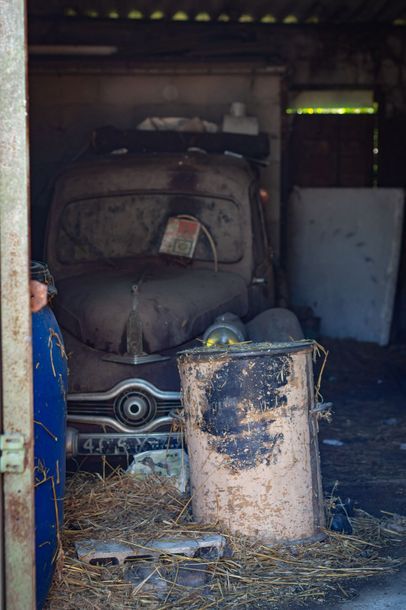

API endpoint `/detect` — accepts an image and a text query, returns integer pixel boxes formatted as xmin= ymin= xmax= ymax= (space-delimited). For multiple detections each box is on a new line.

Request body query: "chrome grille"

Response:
xmin=67 ymin=378 xmax=181 ymax=433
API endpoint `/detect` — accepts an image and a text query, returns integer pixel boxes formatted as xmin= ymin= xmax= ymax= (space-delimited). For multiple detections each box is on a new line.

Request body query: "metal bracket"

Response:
xmin=102 ymin=353 xmax=170 ymax=366
xmin=0 ymin=434 xmax=25 ymax=473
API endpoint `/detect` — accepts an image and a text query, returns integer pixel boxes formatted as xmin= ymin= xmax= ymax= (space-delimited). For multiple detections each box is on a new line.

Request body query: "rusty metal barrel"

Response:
xmin=178 ymin=341 xmax=325 ymax=544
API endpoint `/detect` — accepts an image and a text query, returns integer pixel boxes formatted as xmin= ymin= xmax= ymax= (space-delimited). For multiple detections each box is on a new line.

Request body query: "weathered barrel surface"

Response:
xmin=33 ymin=306 xmax=68 ymax=609
xmin=178 ymin=341 xmax=325 ymax=544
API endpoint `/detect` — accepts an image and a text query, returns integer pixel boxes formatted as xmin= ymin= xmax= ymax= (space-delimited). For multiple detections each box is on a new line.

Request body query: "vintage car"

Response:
xmin=45 ymin=150 xmax=302 ymax=460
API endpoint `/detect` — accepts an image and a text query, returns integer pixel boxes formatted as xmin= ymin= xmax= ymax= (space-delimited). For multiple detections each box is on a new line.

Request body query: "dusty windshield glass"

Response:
xmin=57 ymin=193 xmax=242 ymax=264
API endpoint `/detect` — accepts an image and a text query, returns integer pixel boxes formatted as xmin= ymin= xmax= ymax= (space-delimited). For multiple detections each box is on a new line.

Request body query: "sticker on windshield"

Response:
xmin=159 ymin=217 xmax=200 ymax=258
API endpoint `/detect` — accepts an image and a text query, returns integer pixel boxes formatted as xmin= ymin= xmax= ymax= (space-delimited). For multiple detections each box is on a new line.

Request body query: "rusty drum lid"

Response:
xmin=178 ymin=339 xmax=314 ymax=362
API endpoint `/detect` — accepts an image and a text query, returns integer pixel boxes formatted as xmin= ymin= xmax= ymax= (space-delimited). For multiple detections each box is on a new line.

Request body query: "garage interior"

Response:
xmin=1 ymin=1 xmax=406 ymax=608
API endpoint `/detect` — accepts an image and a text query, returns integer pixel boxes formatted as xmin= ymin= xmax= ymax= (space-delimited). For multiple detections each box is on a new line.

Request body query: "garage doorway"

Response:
xmin=286 ymin=89 xmax=377 ymax=188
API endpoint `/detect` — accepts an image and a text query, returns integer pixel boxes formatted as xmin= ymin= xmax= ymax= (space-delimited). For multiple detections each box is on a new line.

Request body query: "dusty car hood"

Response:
xmin=54 ymin=267 xmax=248 ymax=354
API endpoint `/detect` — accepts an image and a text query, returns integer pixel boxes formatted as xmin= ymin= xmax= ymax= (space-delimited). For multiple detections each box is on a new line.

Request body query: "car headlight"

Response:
xmin=205 ymin=328 xmax=241 ymax=347
xmin=203 ymin=313 xmax=247 ymax=347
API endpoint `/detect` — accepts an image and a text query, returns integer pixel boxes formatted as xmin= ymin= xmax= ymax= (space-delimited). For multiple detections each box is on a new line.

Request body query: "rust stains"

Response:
xmin=8 ymin=490 xmax=31 ymax=542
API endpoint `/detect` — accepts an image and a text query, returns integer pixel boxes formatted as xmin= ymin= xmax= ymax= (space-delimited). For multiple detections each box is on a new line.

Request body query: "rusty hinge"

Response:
xmin=0 ymin=434 xmax=25 ymax=473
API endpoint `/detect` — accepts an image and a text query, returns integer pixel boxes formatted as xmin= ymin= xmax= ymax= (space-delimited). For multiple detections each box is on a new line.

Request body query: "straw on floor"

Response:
xmin=45 ymin=470 xmax=406 ymax=609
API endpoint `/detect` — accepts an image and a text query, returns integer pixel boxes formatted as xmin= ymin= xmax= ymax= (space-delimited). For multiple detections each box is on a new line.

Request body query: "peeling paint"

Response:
xmin=201 ymin=357 xmax=291 ymax=469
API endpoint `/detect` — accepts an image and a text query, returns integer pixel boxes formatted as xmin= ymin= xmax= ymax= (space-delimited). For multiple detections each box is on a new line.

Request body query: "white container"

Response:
xmin=222 ymin=101 xmax=259 ymax=135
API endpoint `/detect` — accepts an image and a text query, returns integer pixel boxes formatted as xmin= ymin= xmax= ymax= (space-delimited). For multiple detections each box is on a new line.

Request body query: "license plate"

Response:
xmin=77 ymin=432 xmax=183 ymax=456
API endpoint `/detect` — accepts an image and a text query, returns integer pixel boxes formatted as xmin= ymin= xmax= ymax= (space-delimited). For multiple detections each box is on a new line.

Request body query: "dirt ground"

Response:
xmin=316 ymin=339 xmax=406 ymax=517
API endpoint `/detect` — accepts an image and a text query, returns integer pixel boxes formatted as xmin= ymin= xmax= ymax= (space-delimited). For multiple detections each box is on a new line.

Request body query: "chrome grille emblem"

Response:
xmin=114 ymin=391 xmax=157 ymax=427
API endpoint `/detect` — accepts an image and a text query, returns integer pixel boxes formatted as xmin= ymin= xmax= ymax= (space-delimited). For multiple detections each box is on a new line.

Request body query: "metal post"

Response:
xmin=0 ymin=1 xmax=36 ymax=608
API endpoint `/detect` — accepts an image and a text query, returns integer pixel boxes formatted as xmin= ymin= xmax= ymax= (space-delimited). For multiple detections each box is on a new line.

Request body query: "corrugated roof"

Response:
xmin=28 ymin=1 xmax=406 ymax=24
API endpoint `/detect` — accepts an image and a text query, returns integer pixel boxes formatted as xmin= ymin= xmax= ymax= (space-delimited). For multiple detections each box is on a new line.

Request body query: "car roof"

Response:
xmin=52 ymin=152 xmax=256 ymax=205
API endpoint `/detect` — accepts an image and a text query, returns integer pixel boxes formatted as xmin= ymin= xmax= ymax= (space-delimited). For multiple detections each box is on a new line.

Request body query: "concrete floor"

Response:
xmin=329 ymin=568 xmax=406 ymax=609
xmin=312 ymin=339 xmax=406 ymax=609
xmin=318 ymin=339 xmax=406 ymax=517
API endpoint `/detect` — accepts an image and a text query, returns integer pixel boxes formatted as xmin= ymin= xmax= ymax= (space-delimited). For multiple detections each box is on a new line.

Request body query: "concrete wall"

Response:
xmin=29 ymin=64 xmax=281 ymax=256
xmin=28 ymin=24 xmax=406 ymax=110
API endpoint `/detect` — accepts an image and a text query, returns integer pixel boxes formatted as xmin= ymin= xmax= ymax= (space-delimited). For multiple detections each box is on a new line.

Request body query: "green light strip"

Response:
xmin=286 ymin=106 xmax=377 ymax=115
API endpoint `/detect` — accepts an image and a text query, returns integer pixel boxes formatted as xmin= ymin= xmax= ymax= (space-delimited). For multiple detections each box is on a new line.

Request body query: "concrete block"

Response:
xmin=75 ymin=533 xmax=226 ymax=564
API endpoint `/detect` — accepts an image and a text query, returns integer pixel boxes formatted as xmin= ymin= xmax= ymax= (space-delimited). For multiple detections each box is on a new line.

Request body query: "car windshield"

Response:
xmin=57 ymin=193 xmax=242 ymax=264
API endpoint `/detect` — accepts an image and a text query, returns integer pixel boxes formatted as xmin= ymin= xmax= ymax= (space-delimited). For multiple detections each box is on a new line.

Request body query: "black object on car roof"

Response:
xmin=91 ymin=125 xmax=270 ymax=159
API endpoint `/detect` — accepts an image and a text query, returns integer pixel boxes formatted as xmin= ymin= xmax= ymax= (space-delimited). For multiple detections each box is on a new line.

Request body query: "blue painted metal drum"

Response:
xmin=32 ymin=262 xmax=67 ymax=609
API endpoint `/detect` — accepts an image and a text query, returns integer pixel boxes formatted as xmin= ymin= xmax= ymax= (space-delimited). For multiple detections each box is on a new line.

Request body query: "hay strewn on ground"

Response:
xmin=45 ymin=471 xmax=406 ymax=609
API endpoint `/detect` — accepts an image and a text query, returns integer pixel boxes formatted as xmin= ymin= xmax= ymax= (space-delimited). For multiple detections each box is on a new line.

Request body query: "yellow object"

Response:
xmin=172 ymin=11 xmax=188 ymax=21
xmin=150 ymin=11 xmax=164 ymax=20
xmin=195 ymin=12 xmax=211 ymax=22
xmin=261 ymin=14 xmax=276 ymax=23
xmin=205 ymin=329 xmax=240 ymax=347
xmin=283 ymin=15 xmax=298 ymax=24
xmin=127 ymin=10 xmax=143 ymax=20
xmin=239 ymin=14 xmax=254 ymax=23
